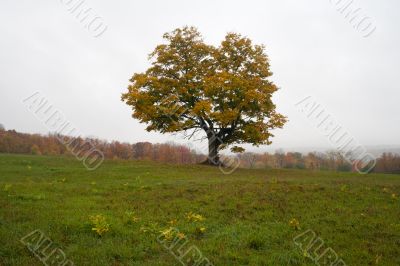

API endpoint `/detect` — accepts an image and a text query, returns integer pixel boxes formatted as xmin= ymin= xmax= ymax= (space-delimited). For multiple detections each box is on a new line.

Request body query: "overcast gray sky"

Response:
xmin=0 ymin=0 xmax=399 ymax=153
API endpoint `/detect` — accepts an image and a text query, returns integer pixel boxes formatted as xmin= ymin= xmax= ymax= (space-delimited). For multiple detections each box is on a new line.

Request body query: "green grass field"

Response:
xmin=0 ymin=154 xmax=399 ymax=265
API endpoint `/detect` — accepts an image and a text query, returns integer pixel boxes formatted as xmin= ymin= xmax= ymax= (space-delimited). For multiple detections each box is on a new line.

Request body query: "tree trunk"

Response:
xmin=205 ymin=134 xmax=221 ymax=166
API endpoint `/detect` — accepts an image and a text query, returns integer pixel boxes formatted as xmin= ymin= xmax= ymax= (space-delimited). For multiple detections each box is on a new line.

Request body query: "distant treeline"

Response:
xmin=237 ymin=151 xmax=400 ymax=174
xmin=0 ymin=129 xmax=205 ymax=164
xmin=0 ymin=128 xmax=399 ymax=174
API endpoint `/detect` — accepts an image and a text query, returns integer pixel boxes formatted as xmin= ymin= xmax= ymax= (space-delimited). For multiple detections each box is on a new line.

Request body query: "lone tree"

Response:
xmin=122 ymin=27 xmax=287 ymax=166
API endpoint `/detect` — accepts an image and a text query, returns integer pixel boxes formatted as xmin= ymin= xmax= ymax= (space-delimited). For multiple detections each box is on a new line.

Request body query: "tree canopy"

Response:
xmin=122 ymin=26 xmax=287 ymax=166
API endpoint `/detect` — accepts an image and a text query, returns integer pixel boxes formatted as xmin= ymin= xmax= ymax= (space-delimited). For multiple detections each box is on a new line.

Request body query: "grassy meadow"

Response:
xmin=0 ymin=154 xmax=400 ymax=265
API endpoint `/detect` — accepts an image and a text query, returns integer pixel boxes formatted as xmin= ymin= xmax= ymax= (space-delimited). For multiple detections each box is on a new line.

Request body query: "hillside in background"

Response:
xmin=0 ymin=128 xmax=399 ymax=173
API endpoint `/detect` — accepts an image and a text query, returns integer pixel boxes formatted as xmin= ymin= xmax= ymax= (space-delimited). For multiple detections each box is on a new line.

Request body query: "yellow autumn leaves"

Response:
xmin=186 ymin=211 xmax=205 ymax=222
xmin=121 ymin=26 xmax=287 ymax=149
xmin=88 ymin=211 xmax=207 ymax=238
xmin=158 ymin=212 xmax=207 ymax=241
xmin=89 ymin=215 xmax=110 ymax=236
xmin=289 ymin=218 xmax=300 ymax=230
